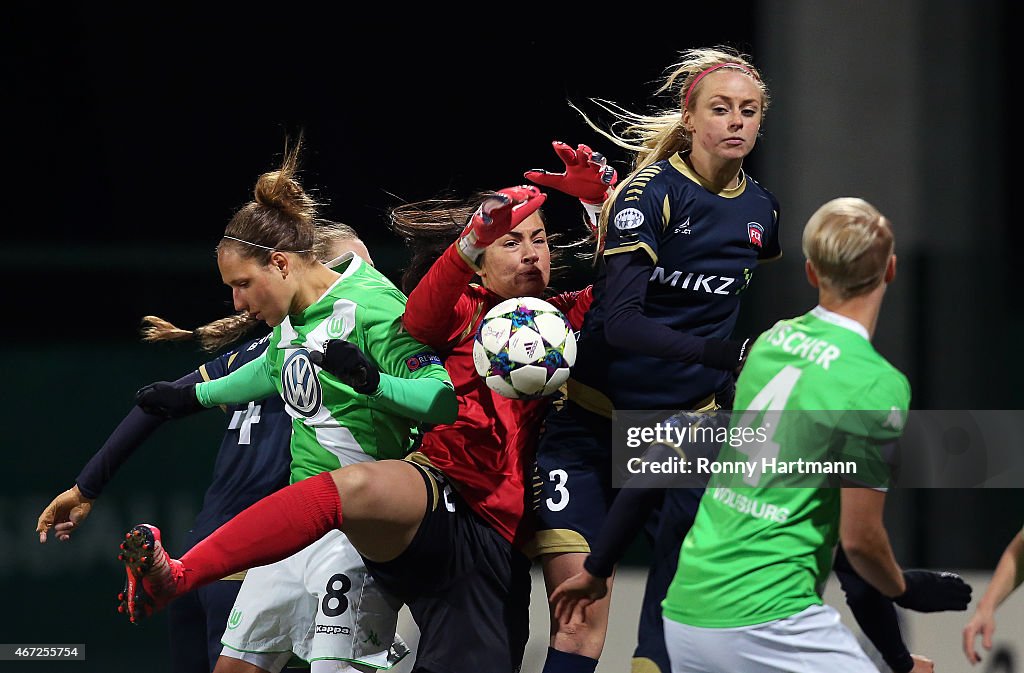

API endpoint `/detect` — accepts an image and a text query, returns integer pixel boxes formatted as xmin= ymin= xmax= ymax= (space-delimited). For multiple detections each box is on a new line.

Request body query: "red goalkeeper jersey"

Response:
xmin=403 ymin=244 xmax=591 ymax=547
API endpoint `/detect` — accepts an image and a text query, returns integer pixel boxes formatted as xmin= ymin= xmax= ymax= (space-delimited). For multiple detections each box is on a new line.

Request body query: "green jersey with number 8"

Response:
xmin=663 ymin=306 xmax=910 ymax=628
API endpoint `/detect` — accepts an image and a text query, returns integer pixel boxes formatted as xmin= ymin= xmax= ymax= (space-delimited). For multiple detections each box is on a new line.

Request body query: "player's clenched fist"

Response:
xmin=309 ymin=339 xmax=381 ymax=395
xmin=456 ymin=185 xmax=546 ymax=269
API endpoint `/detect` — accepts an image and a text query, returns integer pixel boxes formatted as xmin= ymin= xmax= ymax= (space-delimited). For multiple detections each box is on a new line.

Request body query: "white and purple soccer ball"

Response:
xmin=473 ymin=296 xmax=577 ymax=400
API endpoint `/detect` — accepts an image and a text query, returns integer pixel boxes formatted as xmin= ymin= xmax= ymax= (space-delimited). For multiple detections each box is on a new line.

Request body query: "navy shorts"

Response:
xmin=531 ymin=401 xmax=617 ymax=556
xmin=363 ymin=461 xmax=531 ymax=673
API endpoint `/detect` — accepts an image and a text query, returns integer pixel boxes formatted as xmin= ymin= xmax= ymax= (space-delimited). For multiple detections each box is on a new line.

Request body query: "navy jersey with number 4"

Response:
xmin=186 ymin=333 xmax=292 ymax=549
xmin=571 ymin=152 xmax=780 ymax=412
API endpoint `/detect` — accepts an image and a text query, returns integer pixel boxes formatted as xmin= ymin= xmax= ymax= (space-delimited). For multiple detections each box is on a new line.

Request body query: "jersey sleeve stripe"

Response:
xmin=604 ymin=241 xmax=658 ymax=264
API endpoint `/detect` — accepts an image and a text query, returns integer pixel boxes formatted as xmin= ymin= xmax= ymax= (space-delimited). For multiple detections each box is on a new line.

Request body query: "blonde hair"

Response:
xmin=576 ymin=46 xmax=768 ymax=253
xmin=143 ymin=219 xmax=364 ymax=352
xmin=802 ymin=197 xmax=894 ymax=299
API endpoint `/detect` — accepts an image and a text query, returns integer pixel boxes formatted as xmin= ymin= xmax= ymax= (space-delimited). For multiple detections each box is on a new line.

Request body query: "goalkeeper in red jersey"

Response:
xmin=119 ymin=142 xmax=614 ymax=673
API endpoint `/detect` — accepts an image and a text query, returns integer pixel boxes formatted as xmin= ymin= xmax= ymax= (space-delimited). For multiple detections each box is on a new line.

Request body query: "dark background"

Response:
xmin=2 ymin=5 xmax=1018 ymax=671
xmin=7 ymin=9 xmax=762 ymax=339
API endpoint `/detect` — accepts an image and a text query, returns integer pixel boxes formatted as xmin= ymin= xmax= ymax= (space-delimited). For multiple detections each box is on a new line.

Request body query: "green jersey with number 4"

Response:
xmin=663 ymin=306 xmax=910 ymax=627
xmin=195 ymin=253 xmax=452 ymax=483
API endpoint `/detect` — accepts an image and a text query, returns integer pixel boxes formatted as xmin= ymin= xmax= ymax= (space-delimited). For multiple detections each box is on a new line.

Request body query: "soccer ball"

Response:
xmin=473 ymin=296 xmax=577 ymax=400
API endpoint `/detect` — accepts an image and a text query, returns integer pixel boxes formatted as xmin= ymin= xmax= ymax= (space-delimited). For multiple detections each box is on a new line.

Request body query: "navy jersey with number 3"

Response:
xmin=571 ymin=153 xmax=780 ymax=411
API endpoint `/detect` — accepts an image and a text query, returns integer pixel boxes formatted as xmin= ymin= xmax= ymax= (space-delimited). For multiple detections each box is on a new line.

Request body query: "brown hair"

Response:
xmin=218 ymin=137 xmax=320 ymax=265
xmin=143 ymin=219 xmax=364 ymax=351
xmin=389 ymin=191 xmax=564 ymax=295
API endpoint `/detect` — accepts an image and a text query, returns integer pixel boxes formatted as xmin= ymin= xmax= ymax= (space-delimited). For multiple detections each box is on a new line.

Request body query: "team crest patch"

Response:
xmin=747 ymin=222 xmax=764 ymax=248
xmin=406 ymin=352 xmax=443 ymax=372
xmin=325 ymin=316 xmax=348 ymax=339
xmin=614 ymin=208 xmax=644 ymax=230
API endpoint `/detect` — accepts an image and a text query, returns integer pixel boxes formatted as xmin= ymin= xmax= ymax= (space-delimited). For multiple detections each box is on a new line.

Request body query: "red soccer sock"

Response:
xmin=176 ymin=471 xmax=343 ymax=594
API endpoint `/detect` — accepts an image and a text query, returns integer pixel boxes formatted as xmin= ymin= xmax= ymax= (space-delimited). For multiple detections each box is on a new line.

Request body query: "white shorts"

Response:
xmin=219 ymin=530 xmax=408 ymax=671
xmin=664 ymin=604 xmax=879 ymax=673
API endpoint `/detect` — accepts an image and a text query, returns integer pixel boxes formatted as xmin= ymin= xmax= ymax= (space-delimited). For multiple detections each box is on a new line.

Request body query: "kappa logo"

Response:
xmin=614 ymin=208 xmax=644 ymax=230
xmin=316 ymin=624 xmax=352 ymax=635
xmin=282 ymin=349 xmax=323 ymax=417
xmin=673 ymin=217 xmax=692 ymax=235
xmin=227 ymin=609 xmax=242 ymax=630
xmin=747 ymin=222 xmax=765 ymax=248
xmin=883 ymin=407 xmax=904 ymax=431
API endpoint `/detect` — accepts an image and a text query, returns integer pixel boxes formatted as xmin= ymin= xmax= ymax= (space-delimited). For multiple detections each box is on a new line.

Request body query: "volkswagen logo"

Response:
xmin=282 ymin=349 xmax=322 ymax=417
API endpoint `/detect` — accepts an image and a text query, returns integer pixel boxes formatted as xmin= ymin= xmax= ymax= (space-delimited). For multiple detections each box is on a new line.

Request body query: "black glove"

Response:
xmin=135 ymin=381 xmax=204 ymax=419
xmin=893 ymin=569 xmax=972 ymax=612
xmin=309 ymin=339 xmax=380 ymax=395
xmin=700 ymin=337 xmax=752 ymax=372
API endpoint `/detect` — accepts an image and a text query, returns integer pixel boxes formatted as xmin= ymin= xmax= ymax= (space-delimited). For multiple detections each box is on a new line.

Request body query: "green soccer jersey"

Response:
xmin=195 ymin=253 xmax=453 ymax=483
xmin=663 ymin=306 xmax=910 ymax=628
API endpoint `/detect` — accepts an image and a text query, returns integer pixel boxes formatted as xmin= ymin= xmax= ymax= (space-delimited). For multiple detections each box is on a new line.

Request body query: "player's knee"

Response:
xmin=332 ymin=463 xmax=392 ymax=518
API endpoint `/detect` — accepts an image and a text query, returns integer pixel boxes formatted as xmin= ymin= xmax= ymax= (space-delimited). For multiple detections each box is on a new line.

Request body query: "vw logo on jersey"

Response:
xmin=614 ymin=208 xmax=644 ymax=230
xmin=282 ymin=349 xmax=322 ymax=417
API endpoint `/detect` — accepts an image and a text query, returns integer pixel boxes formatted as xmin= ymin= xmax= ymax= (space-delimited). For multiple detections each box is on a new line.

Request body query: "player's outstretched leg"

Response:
xmin=117 ymin=524 xmax=184 ymax=623
xmin=113 ymin=471 xmax=345 ymax=625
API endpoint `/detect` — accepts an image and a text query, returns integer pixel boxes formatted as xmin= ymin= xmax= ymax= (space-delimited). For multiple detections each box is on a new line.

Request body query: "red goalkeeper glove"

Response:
xmin=524 ymin=141 xmax=618 ymax=204
xmin=456 ymin=185 xmax=546 ymax=269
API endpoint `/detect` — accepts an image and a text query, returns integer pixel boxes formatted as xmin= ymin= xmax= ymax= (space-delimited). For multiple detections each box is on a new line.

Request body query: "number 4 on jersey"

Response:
xmin=733 ymin=366 xmax=802 ymax=486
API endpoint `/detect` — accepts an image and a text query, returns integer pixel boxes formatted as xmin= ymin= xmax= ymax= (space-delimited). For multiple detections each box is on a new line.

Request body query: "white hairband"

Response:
xmin=221 ymin=235 xmax=314 ymax=254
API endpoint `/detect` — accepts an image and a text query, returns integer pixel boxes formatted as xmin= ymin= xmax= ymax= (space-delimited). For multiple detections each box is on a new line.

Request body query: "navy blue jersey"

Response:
xmin=570 ymin=153 xmax=780 ymax=412
xmin=186 ymin=333 xmax=292 ymax=548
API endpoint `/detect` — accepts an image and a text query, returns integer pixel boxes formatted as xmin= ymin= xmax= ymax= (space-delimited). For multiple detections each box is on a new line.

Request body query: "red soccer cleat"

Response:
xmin=116 ymin=524 xmax=184 ymax=623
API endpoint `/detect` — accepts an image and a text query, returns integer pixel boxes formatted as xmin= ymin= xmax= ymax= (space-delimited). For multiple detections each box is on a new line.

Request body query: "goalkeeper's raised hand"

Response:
xmin=525 ymin=141 xmax=618 ymax=205
xmin=456 ymin=185 xmax=546 ymax=269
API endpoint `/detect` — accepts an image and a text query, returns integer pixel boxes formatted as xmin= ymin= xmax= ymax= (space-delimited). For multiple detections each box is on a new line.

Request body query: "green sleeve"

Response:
xmin=830 ymin=373 xmax=911 ymax=488
xmin=369 ymin=374 xmax=457 ymax=425
xmin=361 ymin=291 xmax=444 ymax=376
xmin=195 ymin=352 xmax=276 ymax=407
xmin=353 ymin=288 xmax=456 ymax=424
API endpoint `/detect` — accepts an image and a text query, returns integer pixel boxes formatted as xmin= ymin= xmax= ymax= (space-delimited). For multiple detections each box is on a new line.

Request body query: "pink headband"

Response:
xmin=683 ymin=62 xmax=758 ymax=110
